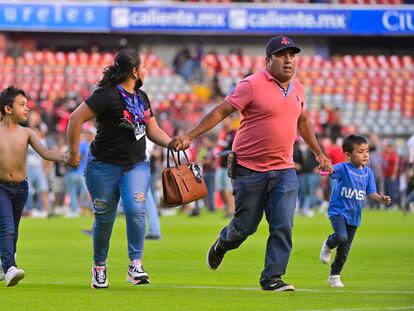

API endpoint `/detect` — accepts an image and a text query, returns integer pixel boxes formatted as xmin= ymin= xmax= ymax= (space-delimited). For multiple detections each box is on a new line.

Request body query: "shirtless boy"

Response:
xmin=0 ymin=86 xmax=66 ymax=287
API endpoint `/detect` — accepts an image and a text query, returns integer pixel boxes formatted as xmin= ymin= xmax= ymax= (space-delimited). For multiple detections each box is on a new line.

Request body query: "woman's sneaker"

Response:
xmin=127 ymin=261 xmax=149 ymax=285
xmin=327 ymin=275 xmax=344 ymax=287
xmin=5 ymin=266 xmax=25 ymax=287
xmin=91 ymin=265 xmax=108 ymax=289
xmin=320 ymin=239 xmax=333 ymax=264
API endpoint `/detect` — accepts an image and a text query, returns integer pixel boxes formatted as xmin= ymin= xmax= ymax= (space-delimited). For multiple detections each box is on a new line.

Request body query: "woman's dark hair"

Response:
xmin=0 ymin=86 xmax=27 ymax=116
xmin=342 ymin=134 xmax=368 ymax=153
xmin=98 ymin=49 xmax=141 ymax=88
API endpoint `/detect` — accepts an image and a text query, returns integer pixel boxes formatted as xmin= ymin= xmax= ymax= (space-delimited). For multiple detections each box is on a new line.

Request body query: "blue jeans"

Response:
xmin=0 ymin=180 xmax=28 ymax=272
xmin=204 ymin=171 xmax=216 ymax=211
xmin=300 ymin=172 xmax=321 ymax=210
xmin=85 ymin=154 xmax=150 ymax=265
xmin=216 ymin=166 xmax=298 ymax=286
xmin=384 ymin=178 xmax=400 ymax=206
xmin=326 ymin=214 xmax=357 ymax=275
xmin=146 ymin=186 xmax=161 ymax=236
xmin=65 ymin=170 xmax=88 ymax=213
xmin=406 ymin=189 xmax=414 ymax=206
xmin=26 ymin=165 xmax=48 ymax=211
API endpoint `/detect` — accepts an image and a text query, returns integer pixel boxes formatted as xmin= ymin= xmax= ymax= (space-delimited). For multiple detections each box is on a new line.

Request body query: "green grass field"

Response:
xmin=2 ymin=209 xmax=414 ymax=310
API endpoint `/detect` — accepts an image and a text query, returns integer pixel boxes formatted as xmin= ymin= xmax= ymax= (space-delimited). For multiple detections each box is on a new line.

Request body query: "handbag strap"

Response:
xmin=166 ymin=148 xmax=190 ymax=167
xmin=177 ymin=150 xmax=190 ymax=166
xmin=167 ymin=148 xmax=179 ymax=168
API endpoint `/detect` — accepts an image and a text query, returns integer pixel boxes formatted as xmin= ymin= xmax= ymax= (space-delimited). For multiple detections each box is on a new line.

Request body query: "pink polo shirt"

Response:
xmin=225 ymin=68 xmax=305 ymax=172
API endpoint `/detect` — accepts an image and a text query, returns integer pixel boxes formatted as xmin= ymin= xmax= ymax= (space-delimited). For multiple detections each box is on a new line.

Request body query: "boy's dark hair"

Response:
xmin=0 ymin=86 xmax=27 ymax=116
xmin=342 ymin=134 xmax=368 ymax=153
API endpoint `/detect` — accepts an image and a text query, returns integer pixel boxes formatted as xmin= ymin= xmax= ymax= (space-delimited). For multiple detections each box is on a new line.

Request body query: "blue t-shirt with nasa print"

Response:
xmin=328 ymin=162 xmax=377 ymax=227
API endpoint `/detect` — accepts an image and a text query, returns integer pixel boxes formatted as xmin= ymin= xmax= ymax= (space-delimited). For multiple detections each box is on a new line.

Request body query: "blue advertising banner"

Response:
xmin=0 ymin=2 xmax=110 ymax=32
xmin=351 ymin=9 xmax=414 ymax=35
xmin=110 ymin=5 xmax=414 ymax=36
xmin=0 ymin=2 xmax=413 ymax=35
xmin=110 ymin=6 xmax=350 ymax=34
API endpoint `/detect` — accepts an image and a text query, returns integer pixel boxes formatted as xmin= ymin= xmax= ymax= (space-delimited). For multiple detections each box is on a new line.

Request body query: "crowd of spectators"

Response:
xmin=1 ymin=38 xmax=413 ymax=218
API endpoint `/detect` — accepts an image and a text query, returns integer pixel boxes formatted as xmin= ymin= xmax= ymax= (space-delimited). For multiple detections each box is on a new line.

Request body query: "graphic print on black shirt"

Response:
xmin=119 ymin=109 xmax=135 ymax=131
xmin=116 ymin=84 xmax=147 ymax=140
xmin=85 ymin=86 xmax=154 ymax=167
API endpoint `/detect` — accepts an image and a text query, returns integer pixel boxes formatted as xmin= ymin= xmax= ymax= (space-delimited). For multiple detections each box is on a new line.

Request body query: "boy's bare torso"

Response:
xmin=0 ymin=124 xmax=30 ymax=182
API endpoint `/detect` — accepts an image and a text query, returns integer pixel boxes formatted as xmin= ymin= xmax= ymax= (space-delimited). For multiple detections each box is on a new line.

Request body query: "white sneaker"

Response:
xmin=320 ymin=239 xmax=333 ymax=264
xmin=5 ymin=266 xmax=25 ymax=287
xmin=64 ymin=210 xmax=80 ymax=218
xmin=127 ymin=260 xmax=149 ymax=285
xmin=0 ymin=255 xmax=17 ymax=282
xmin=318 ymin=201 xmax=329 ymax=214
xmin=53 ymin=206 xmax=68 ymax=216
xmin=30 ymin=209 xmax=48 ymax=218
xmin=327 ymin=275 xmax=344 ymax=287
xmin=91 ymin=265 xmax=108 ymax=289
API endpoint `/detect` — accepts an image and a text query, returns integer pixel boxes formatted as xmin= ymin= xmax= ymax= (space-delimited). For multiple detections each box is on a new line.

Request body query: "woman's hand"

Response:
xmin=68 ymin=152 xmax=80 ymax=168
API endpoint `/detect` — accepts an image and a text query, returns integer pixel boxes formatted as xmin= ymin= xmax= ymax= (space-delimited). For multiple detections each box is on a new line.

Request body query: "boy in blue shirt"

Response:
xmin=320 ymin=135 xmax=391 ymax=287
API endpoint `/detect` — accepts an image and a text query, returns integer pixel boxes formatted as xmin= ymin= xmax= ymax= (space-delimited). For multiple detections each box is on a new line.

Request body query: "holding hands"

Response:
xmin=380 ymin=195 xmax=392 ymax=206
xmin=316 ymin=153 xmax=333 ymax=174
xmin=67 ymin=152 xmax=80 ymax=168
xmin=169 ymin=136 xmax=191 ymax=151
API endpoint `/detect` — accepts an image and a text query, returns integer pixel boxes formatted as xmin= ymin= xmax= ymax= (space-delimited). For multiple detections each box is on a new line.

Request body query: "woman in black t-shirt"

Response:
xmin=67 ymin=49 xmax=173 ymax=289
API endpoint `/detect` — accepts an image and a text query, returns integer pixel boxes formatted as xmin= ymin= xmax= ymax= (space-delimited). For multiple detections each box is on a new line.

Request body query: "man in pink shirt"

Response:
xmin=171 ymin=36 xmax=332 ymax=291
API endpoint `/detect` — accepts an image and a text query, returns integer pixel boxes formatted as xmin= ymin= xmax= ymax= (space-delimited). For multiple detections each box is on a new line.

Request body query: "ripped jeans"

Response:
xmin=85 ymin=154 xmax=150 ymax=265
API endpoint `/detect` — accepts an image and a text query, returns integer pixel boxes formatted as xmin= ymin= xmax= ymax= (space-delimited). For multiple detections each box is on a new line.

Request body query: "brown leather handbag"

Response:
xmin=162 ymin=148 xmax=208 ymax=207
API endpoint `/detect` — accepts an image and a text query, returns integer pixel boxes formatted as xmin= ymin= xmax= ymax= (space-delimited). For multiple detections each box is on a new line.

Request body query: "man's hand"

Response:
xmin=316 ymin=153 xmax=333 ymax=173
xmin=380 ymin=195 xmax=392 ymax=206
xmin=67 ymin=152 xmax=80 ymax=168
xmin=168 ymin=136 xmax=191 ymax=151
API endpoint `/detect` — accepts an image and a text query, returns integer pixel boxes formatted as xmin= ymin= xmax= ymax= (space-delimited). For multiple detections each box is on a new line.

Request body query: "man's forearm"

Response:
xmin=188 ymin=106 xmax=227 ymax=140
xmin=299 ymin=118 xmax=324 ymax=156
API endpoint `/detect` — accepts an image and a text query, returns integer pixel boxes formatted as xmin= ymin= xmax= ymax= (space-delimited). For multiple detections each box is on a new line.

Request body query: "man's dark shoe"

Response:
xmin=189 ymin=210 xmax=200 ymax=217
xmin=206 ymin=238 xmax=226 ymax=271
xmin=145 ymin=234 xmax=161 ymax=240
xmin=261 ymin=279 xmax=295 ymax=291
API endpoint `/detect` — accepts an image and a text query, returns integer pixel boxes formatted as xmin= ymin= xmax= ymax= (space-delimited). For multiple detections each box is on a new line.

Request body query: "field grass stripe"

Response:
xmin=32 ymin=282 xmax=414 ymax=295
xmin=295 ymin=306 xmax=414 ymax=311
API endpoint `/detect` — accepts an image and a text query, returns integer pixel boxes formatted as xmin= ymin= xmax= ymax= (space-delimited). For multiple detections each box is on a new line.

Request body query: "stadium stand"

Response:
xmin=202 ymin=52 xmax=414 ymax=136
xmin=1 ymin=49 xmax=413 ymax=136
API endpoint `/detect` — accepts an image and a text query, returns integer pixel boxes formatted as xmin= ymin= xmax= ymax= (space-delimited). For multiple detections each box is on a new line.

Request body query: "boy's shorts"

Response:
xmin=215 ymin=168 xmax=232 ymax=192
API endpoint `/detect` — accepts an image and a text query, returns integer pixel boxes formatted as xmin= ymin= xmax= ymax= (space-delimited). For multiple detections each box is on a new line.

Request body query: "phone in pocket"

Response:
xmin=227 ymin=152 xmax=237 ymax=179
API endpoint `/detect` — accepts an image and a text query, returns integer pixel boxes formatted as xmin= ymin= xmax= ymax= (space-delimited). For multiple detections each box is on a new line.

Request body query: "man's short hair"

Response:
xmin=0 ymin=86 xmax=27 ymax=116
xmin=342 ymin=134 xmax=368 ymax=153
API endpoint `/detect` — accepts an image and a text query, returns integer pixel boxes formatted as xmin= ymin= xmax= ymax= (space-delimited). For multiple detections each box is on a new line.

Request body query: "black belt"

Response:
xmin=0 ymin=180 xmax=25 ymax=187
